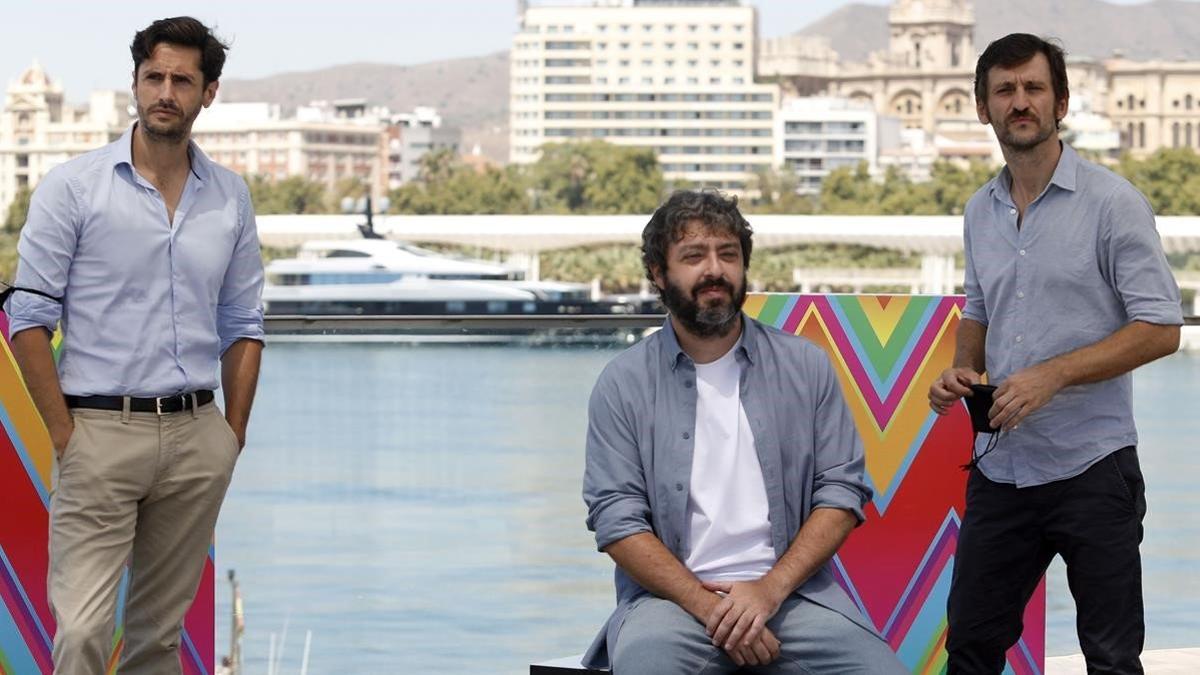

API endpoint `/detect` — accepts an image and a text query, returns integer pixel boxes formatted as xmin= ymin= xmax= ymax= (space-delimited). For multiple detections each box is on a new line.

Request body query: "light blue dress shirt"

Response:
xmin=581 ymin=316 xmax=878 ymax=668
xmin=962 ymin=143 xmax=1182 ymax=487
xmin=5 ymin=124 xmax=264 ymax=397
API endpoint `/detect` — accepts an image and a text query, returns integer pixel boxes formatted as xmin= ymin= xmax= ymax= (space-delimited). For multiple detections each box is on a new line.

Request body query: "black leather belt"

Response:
xmin=65 ymin=390 xmax=215 ymax=414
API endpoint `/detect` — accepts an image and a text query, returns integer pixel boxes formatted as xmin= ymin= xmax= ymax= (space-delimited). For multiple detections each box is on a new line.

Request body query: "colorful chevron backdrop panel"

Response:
xmin=0 ymin=312 xmax=215 ymax=675
xmin=743 ymin=293 xmax=1046 ymax=675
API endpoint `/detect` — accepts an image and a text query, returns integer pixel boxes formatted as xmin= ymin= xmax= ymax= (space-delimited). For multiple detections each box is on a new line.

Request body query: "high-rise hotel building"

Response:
xmin=510 ymin=0 xmax=777 ymax=191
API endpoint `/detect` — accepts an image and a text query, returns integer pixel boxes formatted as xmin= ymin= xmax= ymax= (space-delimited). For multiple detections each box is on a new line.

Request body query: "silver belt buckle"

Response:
xmin=155 ymin=396 xmax=168 ymax=415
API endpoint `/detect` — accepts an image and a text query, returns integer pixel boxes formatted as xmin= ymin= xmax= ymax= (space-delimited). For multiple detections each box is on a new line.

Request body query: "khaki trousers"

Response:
xmin=49 ymin=402 xmax=239 ymax=675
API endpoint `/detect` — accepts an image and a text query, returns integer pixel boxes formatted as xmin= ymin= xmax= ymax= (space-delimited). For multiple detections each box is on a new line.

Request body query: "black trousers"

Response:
xmin=946 ymin=446 xmax=1146 ymax=675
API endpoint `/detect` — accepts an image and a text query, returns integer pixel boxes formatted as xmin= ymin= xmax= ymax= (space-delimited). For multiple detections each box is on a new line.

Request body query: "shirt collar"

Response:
xmin=989 ymin=140 xmax=1079 ymax=204
xmin=661 ymin=312 xmax=758 ymax=370
xmin=112 ymin=122 xmax=211 ymax=183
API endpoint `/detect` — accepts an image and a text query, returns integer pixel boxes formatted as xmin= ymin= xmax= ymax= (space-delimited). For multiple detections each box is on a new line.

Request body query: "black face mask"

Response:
xmin=962 ymin=383 xmax=1001 ymax=471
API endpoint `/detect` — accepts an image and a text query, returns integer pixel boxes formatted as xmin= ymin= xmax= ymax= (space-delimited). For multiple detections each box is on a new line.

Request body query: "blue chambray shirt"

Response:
xmin=963 ymin=143 xmax=1182 ymax=487
xmin=581 ymin=316 xmax=876 ymax=669
xmin=4 ymin=124 xmax=265 ymax=397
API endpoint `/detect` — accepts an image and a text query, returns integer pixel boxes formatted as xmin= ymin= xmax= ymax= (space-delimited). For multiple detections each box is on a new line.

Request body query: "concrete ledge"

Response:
xmin=1046 ymin=648 xmax=1200 ymax=674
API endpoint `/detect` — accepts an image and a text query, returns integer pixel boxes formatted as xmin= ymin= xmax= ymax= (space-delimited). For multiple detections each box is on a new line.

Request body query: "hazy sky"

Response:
xmin=0 ymin=0 xmax=1166 ymax=101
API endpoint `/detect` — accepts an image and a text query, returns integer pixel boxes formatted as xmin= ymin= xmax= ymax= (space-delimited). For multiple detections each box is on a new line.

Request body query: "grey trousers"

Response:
xmin=50 ymin=403 xmax=239 ymax=675
xmin=612 ymin=595 xmax=907 ymax=675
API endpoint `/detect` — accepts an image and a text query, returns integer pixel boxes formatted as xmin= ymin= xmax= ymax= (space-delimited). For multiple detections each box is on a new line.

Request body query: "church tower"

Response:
xmin=889 ymin=0 xmax=974 ymax=71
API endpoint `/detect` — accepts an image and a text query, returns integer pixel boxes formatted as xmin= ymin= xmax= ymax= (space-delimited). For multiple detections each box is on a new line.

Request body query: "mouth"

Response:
xmin=695 ymin=284 xmax=731 ymax=300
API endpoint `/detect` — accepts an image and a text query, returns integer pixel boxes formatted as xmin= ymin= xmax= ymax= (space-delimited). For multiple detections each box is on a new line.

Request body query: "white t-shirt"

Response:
xmin=683 ymin=345 xmax=776 ymax=581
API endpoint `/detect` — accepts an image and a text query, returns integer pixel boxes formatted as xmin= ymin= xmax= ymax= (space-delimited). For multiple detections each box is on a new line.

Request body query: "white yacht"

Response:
xmin=263 ymin=239 xmax=642 ymax=316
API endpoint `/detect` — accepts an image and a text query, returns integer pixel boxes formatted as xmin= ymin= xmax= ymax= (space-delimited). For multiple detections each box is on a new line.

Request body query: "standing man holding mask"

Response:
xmin=929 ymin=34 xmax=1181 ymax=674
xmin=4 ymin=17 xmax=264 ymax=675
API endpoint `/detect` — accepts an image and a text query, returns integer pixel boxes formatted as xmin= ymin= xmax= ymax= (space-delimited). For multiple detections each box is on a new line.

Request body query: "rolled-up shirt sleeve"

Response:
xmin=809 ymin=352 xmax=872 ymax=524
xmin=6 ymin=169 xmax=78 ymax=336
xmin=583 ymin=367 xmax=652 ymax=551
xmin=1104 ymin=187 xmax=1183 ymax=326
xmin=216 ymin=182 xmax=266 ymax=354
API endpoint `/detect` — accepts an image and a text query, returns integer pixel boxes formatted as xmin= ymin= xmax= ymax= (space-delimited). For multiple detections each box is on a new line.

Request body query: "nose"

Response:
xmin=1011 ymin=86 xmax=1030 ymax=111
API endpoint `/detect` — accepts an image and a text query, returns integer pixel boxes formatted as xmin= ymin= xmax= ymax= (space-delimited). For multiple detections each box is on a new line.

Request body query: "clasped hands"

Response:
xmin=697 ymin=577 xmax=787 ymax=667
xmin=929 ymin=362 xmax=1065 ymax=431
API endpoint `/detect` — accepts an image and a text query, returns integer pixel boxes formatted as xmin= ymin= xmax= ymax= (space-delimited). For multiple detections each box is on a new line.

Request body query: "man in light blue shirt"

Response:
xmin=929 ymin=34 xmax=1181 ymax=674
xmin=4 ymin=17 xmax=263 ymax=675
xmin=583 ymin=191 xmax=904 ymax=674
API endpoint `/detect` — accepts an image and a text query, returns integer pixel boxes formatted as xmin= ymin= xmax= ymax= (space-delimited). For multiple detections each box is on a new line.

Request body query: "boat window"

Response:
xmin=324 ymin=250 xmax=372 ymax=258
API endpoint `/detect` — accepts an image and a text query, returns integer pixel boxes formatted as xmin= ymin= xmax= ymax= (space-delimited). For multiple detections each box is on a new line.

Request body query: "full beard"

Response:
xmin=661 ymin=276 xmax=747 ymax=339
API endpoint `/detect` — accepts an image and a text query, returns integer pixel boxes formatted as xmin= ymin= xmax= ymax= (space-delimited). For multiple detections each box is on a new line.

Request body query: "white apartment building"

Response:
xmin=386 ymin=106 xmax=461 ymax=187
xmin=510 ymin=0 xmax=778 ymax=191
xmin=775 ymin=97 xmax=883 ymax=194
xmin=190 ymin=99 xmax=386 ymax=195
xmin=0 ymin=62 xmax=133 ymax=215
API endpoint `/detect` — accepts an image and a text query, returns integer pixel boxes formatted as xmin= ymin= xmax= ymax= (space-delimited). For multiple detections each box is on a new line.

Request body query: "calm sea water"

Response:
xmin=213 ymin=342 xmax=1200 ymax=674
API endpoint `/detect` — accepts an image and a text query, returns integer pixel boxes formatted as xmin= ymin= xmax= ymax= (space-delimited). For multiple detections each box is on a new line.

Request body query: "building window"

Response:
xmin=1188 ymin=94 xmax=1195 ymax=110
xmin=1174 ymin=122 xmax=1181 ymax=147
xmin=1187 ymin=122 xmax=1194 ymax=148
xmin=1139 ymin=122 xmax=1146 ymax=147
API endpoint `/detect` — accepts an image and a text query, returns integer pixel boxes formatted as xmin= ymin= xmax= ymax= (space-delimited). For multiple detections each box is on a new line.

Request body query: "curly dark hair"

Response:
xmin=131 ymin=17 xmax=229 ymax=85
xmin=641 ymin=190 xmax=753 ymax=287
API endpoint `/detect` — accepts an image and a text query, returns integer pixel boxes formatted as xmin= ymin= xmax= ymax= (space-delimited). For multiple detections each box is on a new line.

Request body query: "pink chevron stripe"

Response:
xmin=873 ymin=298 xmax=958 ymax=423
xmin=805 ymin=297 xmax=898 ymax=428
xmin=780 ymin=295 xmax=813 ymax=335
xmin=885 ymin=523 xmax=957 ymax=646
xmin=814 ymin=296 xmax=956 ymax=430
xmin=0 ymin=572 xmax=52 ymax=673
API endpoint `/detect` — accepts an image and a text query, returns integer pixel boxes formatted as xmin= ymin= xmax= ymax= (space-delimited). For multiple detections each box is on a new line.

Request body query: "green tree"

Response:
xmin=818 ymin=162 xmax=881 ymax=214
xmin=246 ymin=174 xmax=331 ymax=214
xmin=529 ymin=142 xmax=664 ymax=214
xmin=389 ymin=152 xmax=528 ymax=215
xmin=4 ymin=186 xmax=32 ymax=233
xmin=743 ymin=167 xmax=816 ymax=215
xmin=1115 ymin=148 xmax=1200 ymax=215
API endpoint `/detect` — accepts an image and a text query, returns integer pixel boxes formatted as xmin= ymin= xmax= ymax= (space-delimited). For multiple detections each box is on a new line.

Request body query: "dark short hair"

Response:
xmin=641 ymin=190 xmax=753 ymax=284
xmin=974 ymin=33 xmax=1068 ymax=108
xmin=131 ymin=17 xmax=228 ymax=85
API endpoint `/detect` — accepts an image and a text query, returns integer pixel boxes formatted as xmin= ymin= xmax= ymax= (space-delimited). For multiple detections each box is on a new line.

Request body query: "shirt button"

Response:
xmin=1019 ymin=249 xmax=1027 ymax=256
xmin=682 ymin=431 xmax=690 ymax=440
xmin=1016 ymin=335 xmax=1024 ymax=343
xmin=1017 ymin=291 xmax=1025 ymax=298
xmin=1009 ymin=208 xmax=1017 ymax=215
xmin=675 ymin=483 xmax=684 ymax=491
xmin=684 ymin=380 xmax=694 ymax=388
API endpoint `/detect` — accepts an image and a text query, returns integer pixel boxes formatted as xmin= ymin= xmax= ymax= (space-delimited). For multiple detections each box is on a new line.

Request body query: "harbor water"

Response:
xmin=214 ymin=341 xmax=1200 ymax=674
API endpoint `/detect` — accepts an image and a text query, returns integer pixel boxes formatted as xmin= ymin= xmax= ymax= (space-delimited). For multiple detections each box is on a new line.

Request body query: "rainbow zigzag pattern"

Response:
xmin=743 ymin=294 xmax=1046 ymax=675
xmin=0 ymin=312 xmax=214 ymax=675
